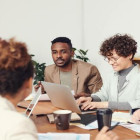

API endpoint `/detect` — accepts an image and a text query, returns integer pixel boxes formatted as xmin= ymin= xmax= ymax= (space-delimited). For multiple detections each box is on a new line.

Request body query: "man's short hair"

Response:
xmin=100 ymin=34 xmax=137 ymax=59
xmin=51 ymin=37 xmax=72 ymax=50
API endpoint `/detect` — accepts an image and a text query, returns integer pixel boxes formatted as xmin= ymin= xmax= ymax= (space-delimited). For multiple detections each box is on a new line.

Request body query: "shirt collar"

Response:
xmin=118 ymin=63 xmax=136 ymax=76
xmin=114 ymin=63 xmax=136 ymax=76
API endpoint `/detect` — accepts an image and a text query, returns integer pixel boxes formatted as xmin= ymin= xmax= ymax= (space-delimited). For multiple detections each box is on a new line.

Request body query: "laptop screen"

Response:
xmin=25 ymin=87 xmax=41 ymax=117
xmin=41 ymin=82 xmax=97 ymax=114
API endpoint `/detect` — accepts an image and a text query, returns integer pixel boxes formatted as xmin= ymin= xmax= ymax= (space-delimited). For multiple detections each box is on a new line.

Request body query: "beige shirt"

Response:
xmin=0 ymin=96 xmax=38 ymax=140
xmin=44 ymin=59 xmax=102 ymax=96
xmin=60 ymin=71 xmax=72 ymax=89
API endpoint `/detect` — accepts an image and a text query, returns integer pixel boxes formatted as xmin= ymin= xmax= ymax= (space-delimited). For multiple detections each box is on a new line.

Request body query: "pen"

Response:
xmin=109 ymin=122 xmax=120 ymax=130
xmin=127 ymin=121 xmax=140 ymax=137
xmin=127 ymin=121 xmax=134 ymax=124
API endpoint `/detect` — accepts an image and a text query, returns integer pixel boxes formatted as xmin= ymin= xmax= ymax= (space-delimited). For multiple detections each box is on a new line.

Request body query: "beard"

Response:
xmin=54 ymin=57 xmax=72 ymax=68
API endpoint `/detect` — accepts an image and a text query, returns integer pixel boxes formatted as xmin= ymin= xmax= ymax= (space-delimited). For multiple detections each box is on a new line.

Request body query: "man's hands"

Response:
xmin=76 ymin=96 xmax=108 ymax=110
xmin=95 ymin=126 xmax=119 ymax=140
xmin=132 ymin=109 xmax=140 ymax=124
xmin=34 ymin=81 xmax=46 ymax=94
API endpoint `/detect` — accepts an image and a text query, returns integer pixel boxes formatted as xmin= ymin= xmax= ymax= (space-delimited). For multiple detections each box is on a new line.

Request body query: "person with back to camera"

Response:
xmin=0 ymin=38 xmax=38 ymax=139
xmin=0 ymin=37 xmax=119 ymax=140
xmin=77 ymin=34 xmax=140 ymax=111
xmin=35 ymin=37 xmax=102 ymax=98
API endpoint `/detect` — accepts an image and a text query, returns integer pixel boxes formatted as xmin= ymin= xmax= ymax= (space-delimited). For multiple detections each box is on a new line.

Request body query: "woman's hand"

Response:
xmin=76 ymin=96 xmax=92 ymax=105
xmin=81 ymin=101 xmax=108 ymax=110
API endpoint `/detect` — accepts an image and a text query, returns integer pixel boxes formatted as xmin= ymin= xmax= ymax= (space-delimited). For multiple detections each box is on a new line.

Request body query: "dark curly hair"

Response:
xmin=100 ymin=34 xmax=137 ymax=59
xmin=0 ymin=38 xmax=34 ymax=97
xmin=51 ymin=37 xmax=72 ymax=50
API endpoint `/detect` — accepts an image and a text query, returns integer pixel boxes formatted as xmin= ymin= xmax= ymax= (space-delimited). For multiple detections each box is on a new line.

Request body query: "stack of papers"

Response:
xmin=25 ymin=92 xmax=50 ymax=101
xmin=112 ymin=112 xmax=132 ymax=123
xmin=112 ymin=112 xmax=140 ymax=133
xmin=38 ymin=133 xmax=90 ymax=140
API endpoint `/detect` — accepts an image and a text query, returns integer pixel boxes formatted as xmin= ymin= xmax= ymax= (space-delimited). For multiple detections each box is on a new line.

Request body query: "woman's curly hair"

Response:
xmin=100 ymin=34 xmax=137 ymax=59
xmin=0 ymin=38 xmax=34 ymax=96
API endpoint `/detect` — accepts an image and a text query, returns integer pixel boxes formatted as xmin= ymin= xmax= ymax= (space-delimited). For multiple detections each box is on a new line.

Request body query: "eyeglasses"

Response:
xmin=104 ymin=57 xmax=121 ymax=63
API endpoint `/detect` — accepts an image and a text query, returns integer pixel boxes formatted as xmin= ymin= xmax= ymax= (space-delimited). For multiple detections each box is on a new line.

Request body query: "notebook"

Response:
xmin=41 ymin=82 xmax=97 ymax=114
xmin=24 ymin=87 xmax=42 ymax=117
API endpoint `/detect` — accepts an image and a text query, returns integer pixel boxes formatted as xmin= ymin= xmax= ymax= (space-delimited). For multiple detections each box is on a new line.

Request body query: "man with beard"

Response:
xmin=35 ymin=37 xmax=102 ymax=97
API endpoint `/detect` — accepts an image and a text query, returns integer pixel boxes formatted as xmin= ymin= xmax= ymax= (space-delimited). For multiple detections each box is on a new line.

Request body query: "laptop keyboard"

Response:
xmin=71 ymin=114 xmax=97 ymax=125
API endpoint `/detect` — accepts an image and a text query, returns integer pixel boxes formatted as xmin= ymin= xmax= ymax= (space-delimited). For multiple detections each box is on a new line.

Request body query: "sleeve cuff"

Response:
xmin=92 ymin=95 xmax=101 ymax=102
xmin=108 ymin=101 xmax=131 ymax=110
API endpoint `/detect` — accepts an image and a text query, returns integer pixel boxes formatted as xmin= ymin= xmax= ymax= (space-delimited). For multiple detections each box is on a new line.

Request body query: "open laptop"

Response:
xmin=41 ymin=82 xmax=97 ymax=114
xmin=24 ymin=87 xmax=42 ymax=117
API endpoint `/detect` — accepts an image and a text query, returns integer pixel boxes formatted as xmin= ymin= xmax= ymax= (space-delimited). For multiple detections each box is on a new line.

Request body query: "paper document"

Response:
xmin=71 ymin=120 xmax=118 ymax=130
xmin=38 ymin=133 xmax=90 ymax=140
xmin=39 ymin=94 xmax=50 ymax=101
xmin=25 ymin=92 xmax=50 ymax=101
xmin=112 ymin=112 xmax=132 ymax=123
xmin=71 ymin=90 xmax=75 ymax=95
xmin=119 ymin=122 xmax=140 ymax=133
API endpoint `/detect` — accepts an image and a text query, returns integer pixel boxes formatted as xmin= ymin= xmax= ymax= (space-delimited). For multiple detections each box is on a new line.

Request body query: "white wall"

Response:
xmin=84 ymin=0 xmax=140 ymax=80
xmin=0 ymin=0 xmax=140 ymax=81
xmin=0 ymin=0 xmax=83 ymax=64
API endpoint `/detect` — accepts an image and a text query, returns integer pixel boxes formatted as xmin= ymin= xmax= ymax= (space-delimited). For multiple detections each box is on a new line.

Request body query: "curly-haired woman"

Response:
xmin=77 ymin=34 xmax=140 ymax=111
xmin=0 ymin=38 xmax=38 ymax=139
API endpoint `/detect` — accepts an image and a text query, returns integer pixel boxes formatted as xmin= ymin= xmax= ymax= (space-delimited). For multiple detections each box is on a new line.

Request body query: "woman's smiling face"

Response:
xmin=105 ymin=50 xmax=133 ymax=72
